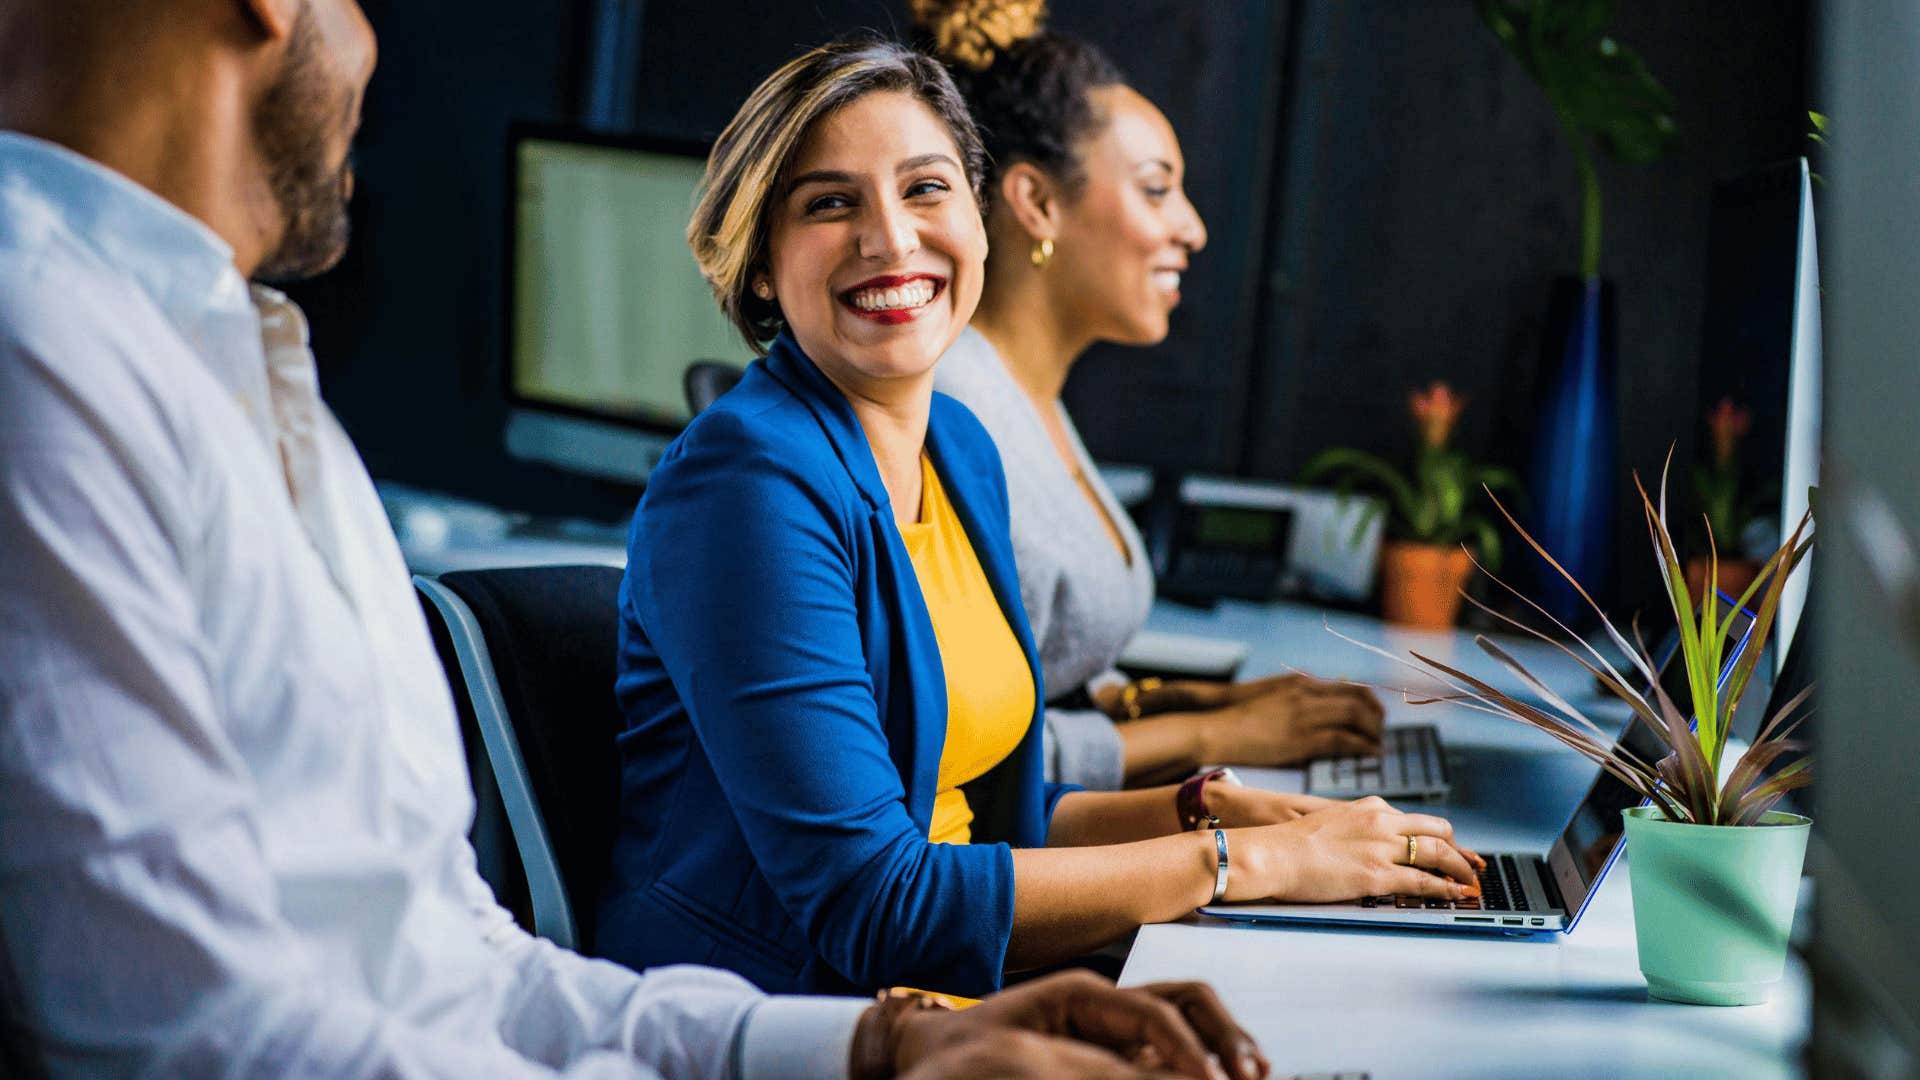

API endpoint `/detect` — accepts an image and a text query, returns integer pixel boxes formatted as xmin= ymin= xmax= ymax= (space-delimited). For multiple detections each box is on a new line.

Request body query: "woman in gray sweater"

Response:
xmin=924 ymin=8 xmax=1385 ymax=790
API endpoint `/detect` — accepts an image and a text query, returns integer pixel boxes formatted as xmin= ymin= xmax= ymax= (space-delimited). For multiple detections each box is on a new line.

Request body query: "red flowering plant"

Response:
xmin=1695 ymin=397 xmax=1761 ymax=551
xmin=1302 ymin=382 xmax=1523 ymax=570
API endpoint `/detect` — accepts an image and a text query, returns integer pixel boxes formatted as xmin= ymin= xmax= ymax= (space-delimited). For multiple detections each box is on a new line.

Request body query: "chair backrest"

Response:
xmin=417 ymin=584 xmax=534 ymax=933
xmin=683 ymin=359 xmax=746 ymax=416
xmin=415 ymin=565 xmax=625 ymax=952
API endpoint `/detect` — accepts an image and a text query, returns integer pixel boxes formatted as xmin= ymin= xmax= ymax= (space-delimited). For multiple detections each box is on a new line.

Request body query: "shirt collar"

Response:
xmin=0 ymin=131 xmax=296 ymax=448
xmin=0 ymin=131 xmax=247 ymax=332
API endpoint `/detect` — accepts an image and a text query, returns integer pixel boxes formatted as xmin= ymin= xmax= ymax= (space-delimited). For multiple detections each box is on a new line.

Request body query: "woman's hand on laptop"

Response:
xmin=1223 ymin=796 xmax=1485 ymax=903
xmin=1196 ymin=675 xmax=1386 ymax=768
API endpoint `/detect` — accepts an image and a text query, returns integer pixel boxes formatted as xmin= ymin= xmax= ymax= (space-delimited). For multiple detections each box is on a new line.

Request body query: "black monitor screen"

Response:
xmin=1193 ymin=506 xmax=1285 ymax=550
xmin=1557 ymin=718 xmax=1669 ymax=882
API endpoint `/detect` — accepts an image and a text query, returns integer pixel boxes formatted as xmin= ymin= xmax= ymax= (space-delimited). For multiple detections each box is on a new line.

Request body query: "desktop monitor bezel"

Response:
xmin=1775 ymin=156 xmax=1821 ymax=669
xmin=499 ymin=121 xmax=719 ymax=484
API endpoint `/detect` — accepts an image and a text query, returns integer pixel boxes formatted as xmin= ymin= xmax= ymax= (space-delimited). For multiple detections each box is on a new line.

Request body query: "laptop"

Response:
xmin=1202 ymin=593 xmax=1756 ymax=935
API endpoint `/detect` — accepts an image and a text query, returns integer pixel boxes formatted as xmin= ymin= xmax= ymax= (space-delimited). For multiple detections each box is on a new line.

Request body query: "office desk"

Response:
xmin=1122 ymin=598 xmax=1808 ymax=1079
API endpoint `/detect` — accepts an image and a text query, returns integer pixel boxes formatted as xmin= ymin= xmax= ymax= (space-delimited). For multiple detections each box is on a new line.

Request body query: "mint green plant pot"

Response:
xmin=1621 ymin=805 xmax=1810 ymax=1006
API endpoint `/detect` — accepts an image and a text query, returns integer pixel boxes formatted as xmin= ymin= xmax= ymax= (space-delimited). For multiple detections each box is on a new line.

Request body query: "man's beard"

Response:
xmin=252 ymin=7 xmax=356 ymax=284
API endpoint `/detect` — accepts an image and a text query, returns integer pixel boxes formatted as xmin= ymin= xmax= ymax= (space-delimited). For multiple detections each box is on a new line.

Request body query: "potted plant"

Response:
xmin=1478 ymin=0 xmax=1679 ymax=624
xmin=1301 ymin=382 xmax=1521 ymax=629
xmin=1687 ymin=397 xmax=1766 ymax=602
xmin=1385 ymin=462 xmax=1812 ymax=1005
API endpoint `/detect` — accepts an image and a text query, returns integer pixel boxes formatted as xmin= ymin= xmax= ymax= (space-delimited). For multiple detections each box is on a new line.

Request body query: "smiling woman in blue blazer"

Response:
xmin=596 ymin=36 xmax=1481 ymax=999
xmin=604 ymin=333 xmax=1054 ymax=994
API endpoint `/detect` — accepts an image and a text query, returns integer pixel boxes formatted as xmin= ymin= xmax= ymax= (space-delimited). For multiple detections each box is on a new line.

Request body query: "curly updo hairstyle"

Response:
xmin=689 ymin=37 xmax=987 ymax=350
xmin=910 ymin=0 xmax=1125 ymax=196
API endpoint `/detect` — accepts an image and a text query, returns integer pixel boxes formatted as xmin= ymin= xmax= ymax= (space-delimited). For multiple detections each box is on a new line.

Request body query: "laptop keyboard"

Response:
xmin=1359 ymin=853 xmax=1531 ymax=912
xmin=1307 ymin=725 xmax=1445 ymax=798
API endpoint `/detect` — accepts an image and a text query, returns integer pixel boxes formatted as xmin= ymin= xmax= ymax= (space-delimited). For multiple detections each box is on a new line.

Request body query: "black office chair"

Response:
xmin=415 ymin=565 xmax=624 ymax=952
xmin=683 ymin=359 xmax=745 ymax=416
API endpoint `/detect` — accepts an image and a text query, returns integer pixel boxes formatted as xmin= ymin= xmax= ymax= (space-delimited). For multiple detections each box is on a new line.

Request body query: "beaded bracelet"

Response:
xmin=1119 ymin=676 xmax=1164 ymax=721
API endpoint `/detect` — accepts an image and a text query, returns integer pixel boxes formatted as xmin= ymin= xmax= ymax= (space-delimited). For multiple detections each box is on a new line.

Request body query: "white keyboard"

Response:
xmin=1306 ymin=724 xmax=1451 ymax=800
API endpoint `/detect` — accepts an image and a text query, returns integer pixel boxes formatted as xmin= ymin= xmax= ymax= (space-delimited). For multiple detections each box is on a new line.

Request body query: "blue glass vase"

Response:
xmin=1529 ymin=275 xmax=1618 ymax=626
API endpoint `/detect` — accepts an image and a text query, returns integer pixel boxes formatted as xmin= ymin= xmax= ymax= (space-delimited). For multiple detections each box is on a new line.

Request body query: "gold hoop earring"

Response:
xmin=1030 ymin=237 xmax=1054 ymax=269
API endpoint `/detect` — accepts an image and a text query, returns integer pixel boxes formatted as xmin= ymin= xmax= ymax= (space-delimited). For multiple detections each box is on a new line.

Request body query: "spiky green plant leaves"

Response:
xmin=1349 ymin=453 xmax=1811 ymax=827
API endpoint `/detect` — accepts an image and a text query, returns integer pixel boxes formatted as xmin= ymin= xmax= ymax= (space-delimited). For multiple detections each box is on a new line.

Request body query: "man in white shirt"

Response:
xmin=0 ymin=1 xmax=1268 ymax=1078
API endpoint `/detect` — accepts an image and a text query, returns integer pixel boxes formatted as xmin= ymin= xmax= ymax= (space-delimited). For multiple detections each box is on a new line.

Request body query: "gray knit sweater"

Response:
xmin=934 ymin=327 xmax=1155 ymax=790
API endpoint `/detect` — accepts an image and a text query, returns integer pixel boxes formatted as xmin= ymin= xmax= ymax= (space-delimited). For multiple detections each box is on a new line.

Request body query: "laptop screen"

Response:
xmin=1544 ymin=594 xmax=1756 ymax=919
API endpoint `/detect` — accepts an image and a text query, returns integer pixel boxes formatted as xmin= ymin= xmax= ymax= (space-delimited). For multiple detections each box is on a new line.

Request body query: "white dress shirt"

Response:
xmin=0 ymin=132 xmax=865 ymax=1079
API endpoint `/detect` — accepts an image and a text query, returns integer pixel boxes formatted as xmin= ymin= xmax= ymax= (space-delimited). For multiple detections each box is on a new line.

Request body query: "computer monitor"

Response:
xmin=1695 ymin=157 xmax=1822 ymax=671
xmin=502 ymin=124 xmax=756 ymax=485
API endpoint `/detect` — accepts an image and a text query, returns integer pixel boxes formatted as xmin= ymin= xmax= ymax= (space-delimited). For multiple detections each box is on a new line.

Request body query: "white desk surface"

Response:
xmin=1122 ymin=597 xmax=1808 ymax=1079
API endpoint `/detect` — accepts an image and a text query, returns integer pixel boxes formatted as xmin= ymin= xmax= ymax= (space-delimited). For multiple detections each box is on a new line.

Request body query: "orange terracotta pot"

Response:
xmin=1379 ymin=541 xmax=1475 ymax=629
xmin=1684 ymin=555 xmax=1762 ymax=607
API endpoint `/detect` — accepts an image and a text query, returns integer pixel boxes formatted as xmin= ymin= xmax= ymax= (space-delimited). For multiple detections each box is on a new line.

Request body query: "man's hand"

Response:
xmin=896 ymin=1029 xmax=1160 ymax=1078
xmin=881 ymin=971 xmax=1269 ymax=1080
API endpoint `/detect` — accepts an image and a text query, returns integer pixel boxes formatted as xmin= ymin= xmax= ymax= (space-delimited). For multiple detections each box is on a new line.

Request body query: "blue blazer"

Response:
xmin=597 ymin=332 xmax=1075 ymax=995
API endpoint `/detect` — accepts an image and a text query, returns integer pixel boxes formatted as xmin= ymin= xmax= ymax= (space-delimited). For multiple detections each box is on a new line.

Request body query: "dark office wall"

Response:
xmin=637 ymin=0 xmax=1295 ymax=478
xmin=1041 ymin=2 xmax=1294 ymax=474
xmin=297 ymin=0 xmax=1291 ymax=520
xmin=1206 ymin=1 xmax=1810 ymax=485
xmin=288 ymin=0 xmax=602 ymax=516
xmin=297 ymin=1 xmax=1808 ymax=546
xmin=1223 ymin=0 xmax=1808 ymax=611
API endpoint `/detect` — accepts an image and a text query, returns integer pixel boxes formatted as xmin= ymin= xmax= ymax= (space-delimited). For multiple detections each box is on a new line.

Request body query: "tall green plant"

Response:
xmin=1477 ymin=0 xmax=1680 ymax=278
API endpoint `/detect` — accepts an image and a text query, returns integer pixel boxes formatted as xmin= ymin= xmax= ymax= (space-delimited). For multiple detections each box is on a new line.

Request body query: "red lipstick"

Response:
xmin=839 ymin=273 xmax=945 ymax=325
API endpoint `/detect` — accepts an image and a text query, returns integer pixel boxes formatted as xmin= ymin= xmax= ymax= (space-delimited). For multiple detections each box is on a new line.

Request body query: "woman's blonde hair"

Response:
xmin=689 ymin=38 xmax=987 ymax=350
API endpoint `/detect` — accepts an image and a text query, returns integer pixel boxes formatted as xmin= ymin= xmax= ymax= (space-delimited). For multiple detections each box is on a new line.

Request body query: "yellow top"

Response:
xmin=897 ymin=455 xmax=1036 ymax=845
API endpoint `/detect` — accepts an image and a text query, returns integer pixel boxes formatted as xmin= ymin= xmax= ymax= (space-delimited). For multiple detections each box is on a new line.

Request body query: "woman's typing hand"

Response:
xmin=1196 ymin=675 xmax=1386 ymax=767
xmin=1220 ymin=797 xmax=1485 ymax=904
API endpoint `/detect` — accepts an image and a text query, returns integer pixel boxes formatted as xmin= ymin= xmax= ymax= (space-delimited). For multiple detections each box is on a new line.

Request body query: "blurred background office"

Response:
xmin=285 ymin=2 xmax=1919 ymax=1072
xmin=293 ymin=1 xmax=1809 ymax=615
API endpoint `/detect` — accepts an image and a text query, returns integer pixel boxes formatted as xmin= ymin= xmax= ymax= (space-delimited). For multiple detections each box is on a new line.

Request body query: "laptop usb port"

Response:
xmin=1455 ymin=916 xmax=1494 ymax=924
xmin=1502 ymin=917 xmax=1524 ymax=926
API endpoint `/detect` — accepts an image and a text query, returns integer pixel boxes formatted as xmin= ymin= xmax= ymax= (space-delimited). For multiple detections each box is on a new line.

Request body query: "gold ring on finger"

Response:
xmin=1405 ymin=834 xmax=1419 ymax=867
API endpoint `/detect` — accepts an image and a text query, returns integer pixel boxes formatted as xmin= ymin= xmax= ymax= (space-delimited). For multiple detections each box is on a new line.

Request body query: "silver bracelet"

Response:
xmin=1210 ymin=828 xmax=1230 ymax=903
